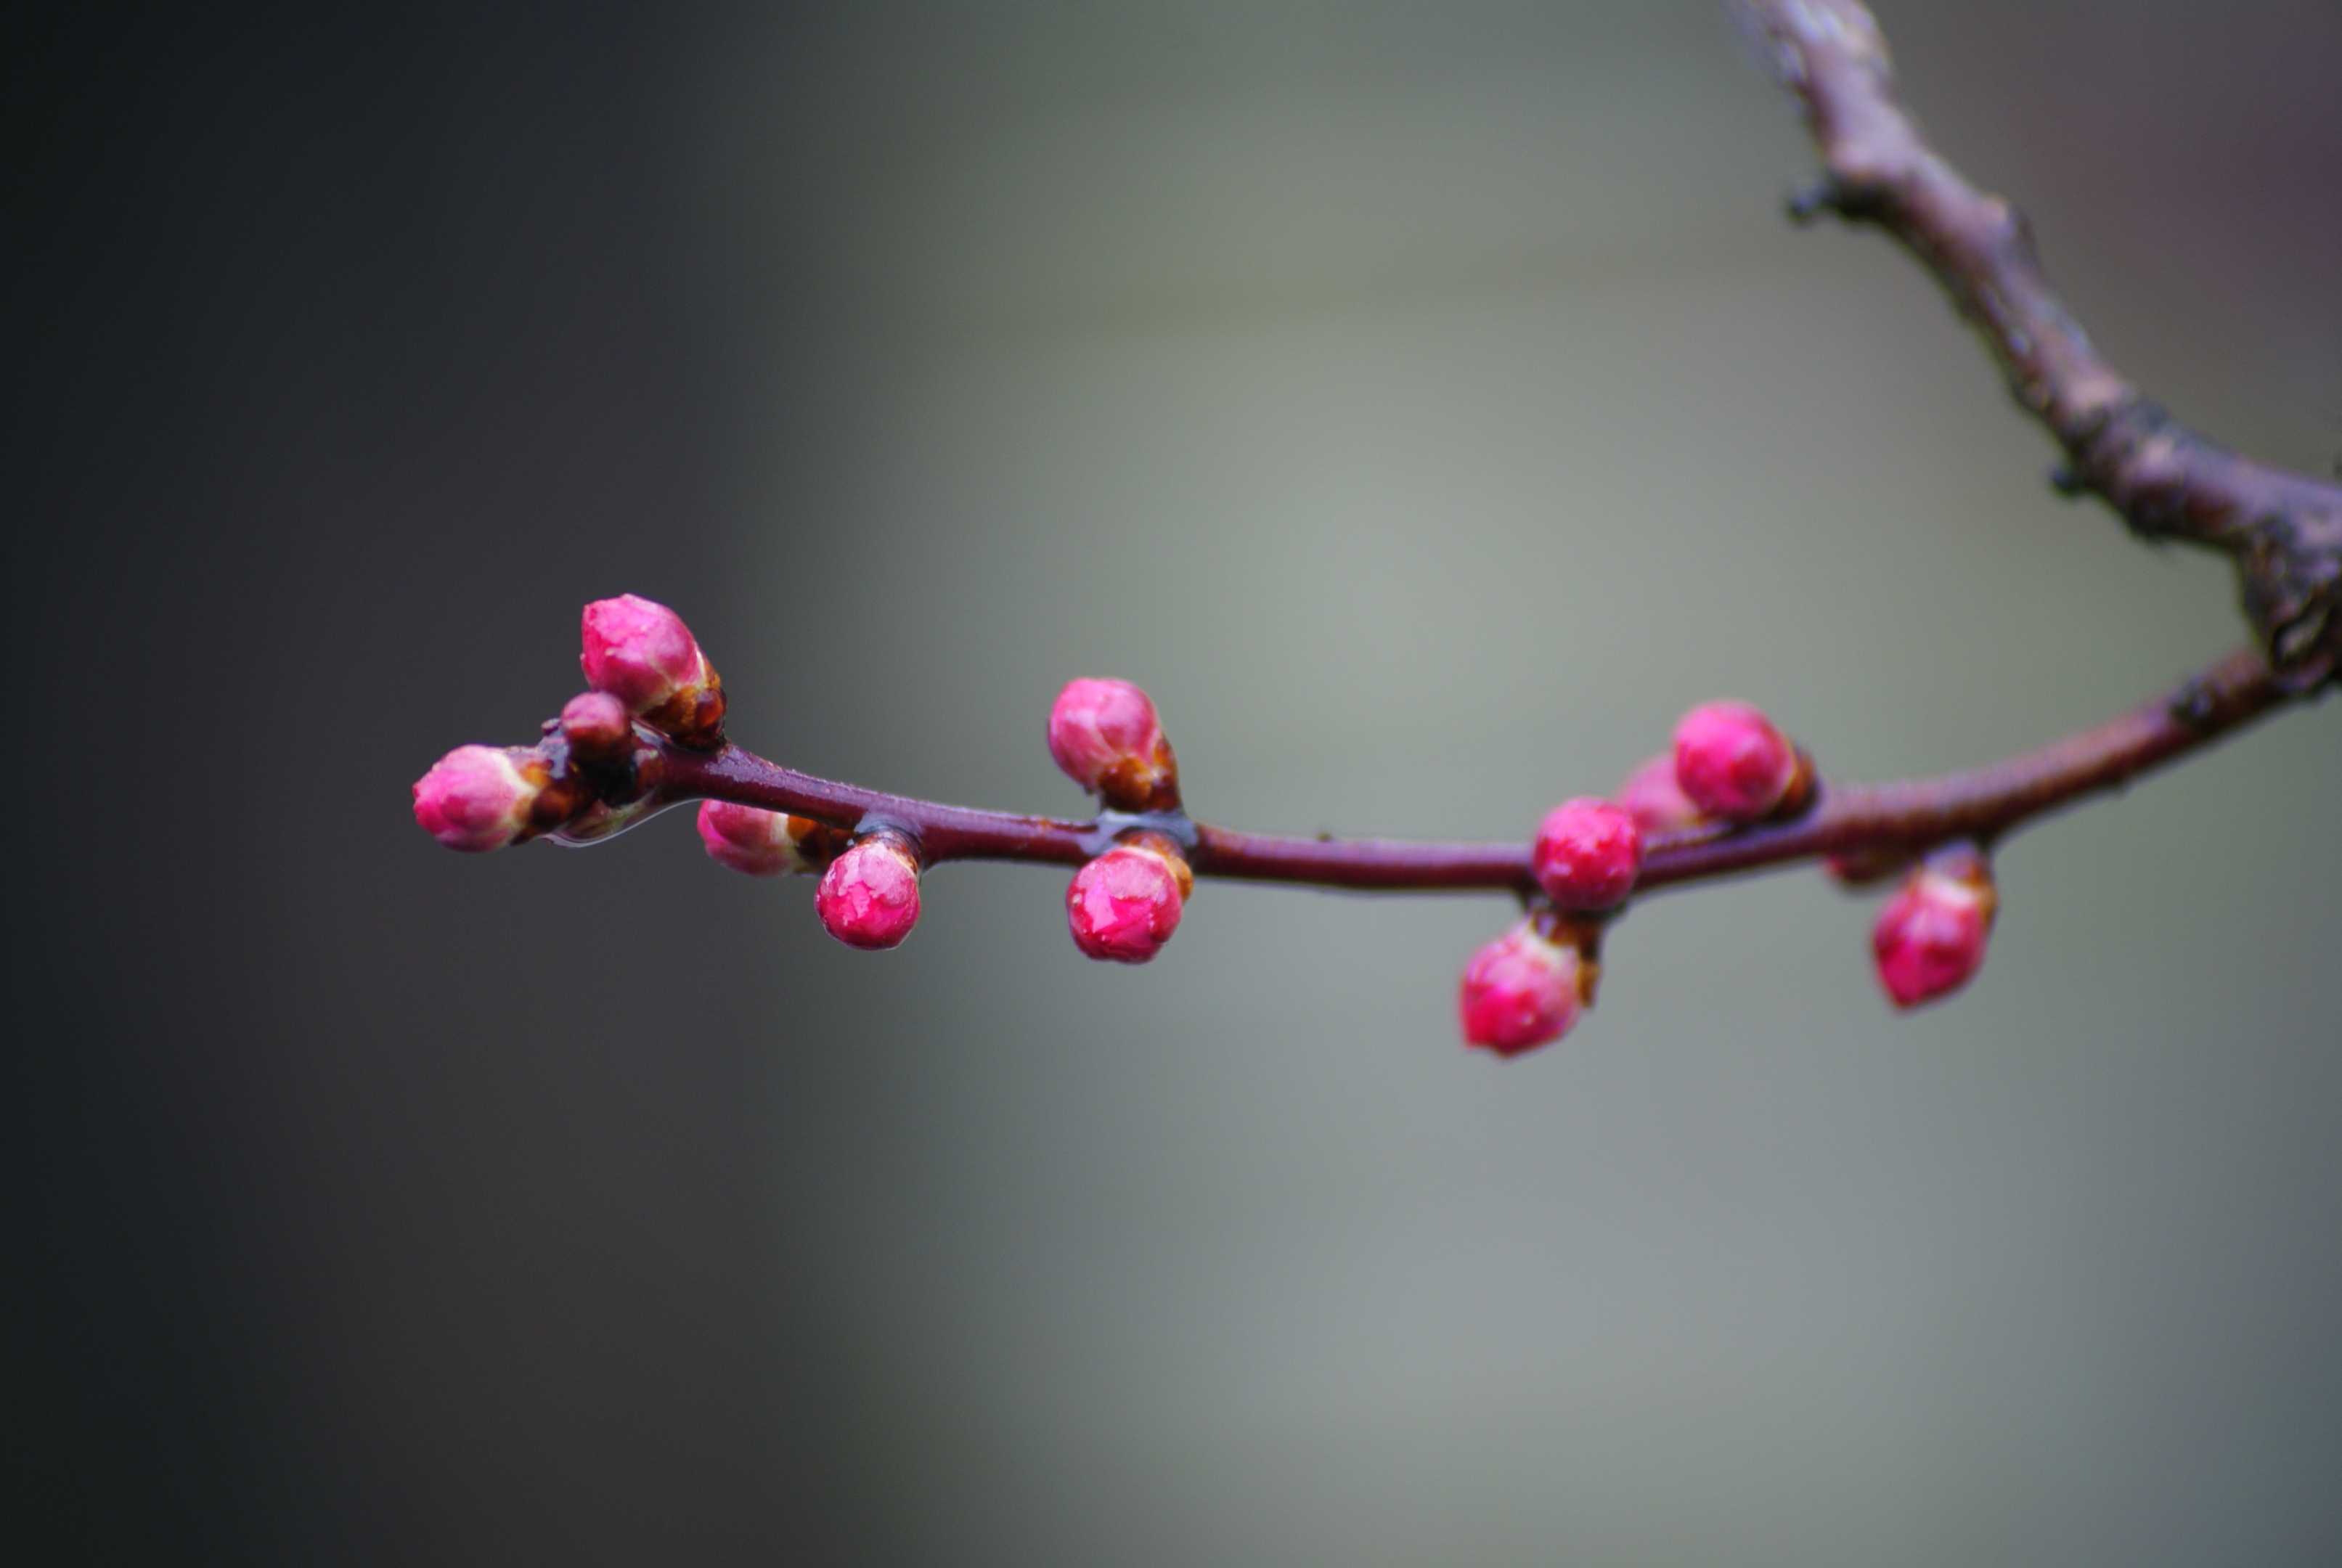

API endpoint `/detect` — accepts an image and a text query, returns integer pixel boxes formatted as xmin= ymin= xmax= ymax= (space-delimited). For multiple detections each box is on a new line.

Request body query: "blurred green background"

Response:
xmin=15 ymin=2 xmax=2341 ymax=1563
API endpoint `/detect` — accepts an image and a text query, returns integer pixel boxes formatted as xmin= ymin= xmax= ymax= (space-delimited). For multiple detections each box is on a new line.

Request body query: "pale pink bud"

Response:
xmin=695 ymin=801 xmax=845 ymax=878
xmin=559 ymin=690 xmax=634 ymax=761
xmin=1533 ymin=797 xmax=1642 ymax=912
xmin=1066 ymin=836 xmax=1192 ymax=964
xmin=1046 ymin=677 xmax=1180 ymax=812
xmin=579 ymin=594 xmax=725 ymax=748
xmin=1615 ymin=752 xmax=1703 ymax=836
xmin=412 ymin=745 xmax=544 ymax=853
xmin=1458 ymin=920 xmax=1583 ymax=1058
xmin=815 ymin=833 xmax=922 ymax=950
xmin=1872 ymin=849 xmax=1997 ymax=1010
xmin=1673 ymin=701 xmax=1804 ymax=822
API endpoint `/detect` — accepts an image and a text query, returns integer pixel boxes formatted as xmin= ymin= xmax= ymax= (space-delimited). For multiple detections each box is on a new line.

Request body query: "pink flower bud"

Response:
xmin=1457 ymin=920 xmax=1584 ymax=1058
xmin=695 ymin=801 xmax=846 ymax=878
xmin=1872 ymin=849 xmax=1997 ymax=1009
xmin=1672 ymin=700 xmax=1805 ymax=823
xmin=1532 ymin=797 xmax=1642 ymax=912
xmin=815 ymin=833 xmax=922 ymax=950
xmin=1615 ymin=752 xmax=1703 ymax=836
xmin=1066 ymin=835 xmax=1192 ymax=964
xmin=579 ymin=594 xmax=726 ymax=748
xmin=1046 ymin=677 xmax=1180 ymax=812
xmin=559 ymin=690 xmax=634 ymax=761
xmin=412 ymin=744 xmax=545 ymax=853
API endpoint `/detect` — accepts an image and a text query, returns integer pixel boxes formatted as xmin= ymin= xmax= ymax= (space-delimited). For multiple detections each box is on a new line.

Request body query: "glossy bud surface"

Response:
xmin=815 ymin=834 xmax=922 ymax=950
xmin=1066 ymin=836 xmax=1191 ymax=963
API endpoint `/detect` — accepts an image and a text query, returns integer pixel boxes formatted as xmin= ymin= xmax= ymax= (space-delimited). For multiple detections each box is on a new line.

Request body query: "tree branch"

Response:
xmin=1727 ymin=0 xmax=2342 ymax=691
xmin=653 ymin=645 xmax=2286 ymax=898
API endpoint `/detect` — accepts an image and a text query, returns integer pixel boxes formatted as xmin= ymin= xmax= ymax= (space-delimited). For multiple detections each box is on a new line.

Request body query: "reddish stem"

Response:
xmin=653 ymin=646 xmax=2287 ymax=898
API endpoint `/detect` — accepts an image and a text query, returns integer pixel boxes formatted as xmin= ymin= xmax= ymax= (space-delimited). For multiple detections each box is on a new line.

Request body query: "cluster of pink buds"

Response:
xmin=1050 ymin=679 xmax=1194 ymax=964
xmin=412 ymin=594 xmax=724 ymax=852
xmin=1456 ymin=695 xmax=1824 ymax=1058
xmin=703 ymin=802 xmax=928 ymax=951
xmin=420 ymin=600 xmax=2010 ymax=1045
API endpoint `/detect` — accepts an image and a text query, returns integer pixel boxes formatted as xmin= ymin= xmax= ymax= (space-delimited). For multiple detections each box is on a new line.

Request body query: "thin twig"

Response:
xmin=653 ymin=646 xmax=2287 ymax=897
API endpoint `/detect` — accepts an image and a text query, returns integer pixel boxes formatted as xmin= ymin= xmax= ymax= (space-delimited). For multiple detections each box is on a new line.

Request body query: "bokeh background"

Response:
xmin=16 ymin=2 xmax=2342 ymax=1563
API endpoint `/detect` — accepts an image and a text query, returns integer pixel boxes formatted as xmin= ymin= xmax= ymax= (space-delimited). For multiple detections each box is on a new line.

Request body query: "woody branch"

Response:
xmin=412 ymin=1 xmax=2330 ymax=1055
xmin=1730 ymin=0 xmax=2342 ymax=691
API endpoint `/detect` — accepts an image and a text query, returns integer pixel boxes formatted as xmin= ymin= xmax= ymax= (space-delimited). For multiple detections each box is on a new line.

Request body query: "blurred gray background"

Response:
xmin=14 ymin=2 xmax=2341 ymax=1563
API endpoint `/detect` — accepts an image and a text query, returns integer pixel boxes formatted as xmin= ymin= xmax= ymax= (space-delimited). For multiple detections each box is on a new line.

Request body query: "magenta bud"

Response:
xmin=579 ymin=594 xmax=726 ymax=748
xmin=1066 ymin=834 xmax=1193 ymax=964
xmin=696 ymin=801 xmax=845 ymax=878
xmin=815 ymin=833 xmax=922 ymax=950
xmin=1458 ymin=920 xmax=1584 ymax=1057
xmin=1533 ymin=796 xmax=1643 ymax=912
xmin=1673 ymin=701 xmax=1804 ymax=823
xmin=1872 ymin=848 xmax=1997 ymax=1010
xmin=412 ymin=744 xmax=544 ymax=853
xmin=559 ymin=690 xmax=633 ymax=759
xmin=1615 ymin=752 xmax=1703 ymax=836
xmin=1046 ymin=677 xmax=1180 ymax=812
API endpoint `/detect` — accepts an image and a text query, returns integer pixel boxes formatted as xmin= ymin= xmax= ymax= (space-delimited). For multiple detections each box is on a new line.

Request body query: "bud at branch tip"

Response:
xmin=412 ymin=744 xmax=546 ymax=854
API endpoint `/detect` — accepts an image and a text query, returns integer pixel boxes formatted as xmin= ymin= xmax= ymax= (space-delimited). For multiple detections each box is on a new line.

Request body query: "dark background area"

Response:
xmin=14 ymin=4 xmax=2341 ymax=1564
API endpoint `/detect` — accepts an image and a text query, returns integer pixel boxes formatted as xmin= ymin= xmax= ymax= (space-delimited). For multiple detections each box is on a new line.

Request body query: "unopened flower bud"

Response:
xmin=1615 ymin=752 xmax=1703 ymax=836
xmin=1872 ymin=846 xmax=1997 ymax=1009
xmin=1458 ymin=919 xmax=1586 ymax=1058
xmin=559 ymin=690 xmax=634 ymax=762
xmin=696 ymin=801 xmax=848 ymax=878
xmin=1673 ymin=700 xmax=1808 ymax=823
xmin=412 ymin=744 xmax=547 ymax=852
xmin=1066 ymin=833 xmax=1192 ymax=964
xmin=1533 ymin=797 xmax=1642 ymax=912
xmin=1046 ymin=677 xmax=1180 ymax=812
xmin=579 ymin=594 xmax=726 ymax=749
xmin=815 ymin=832 xmax=922 ymax=950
